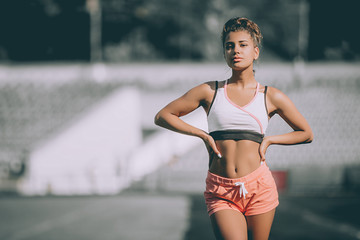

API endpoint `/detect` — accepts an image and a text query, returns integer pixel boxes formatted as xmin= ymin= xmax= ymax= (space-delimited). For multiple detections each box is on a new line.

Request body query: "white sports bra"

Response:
xmin=207 ymin=80 xmax=269 ymax=143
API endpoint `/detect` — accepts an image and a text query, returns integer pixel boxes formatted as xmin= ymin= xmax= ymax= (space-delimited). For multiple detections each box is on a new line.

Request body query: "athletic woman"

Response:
xmin=154 ymin=17 xmax=313 ymax=240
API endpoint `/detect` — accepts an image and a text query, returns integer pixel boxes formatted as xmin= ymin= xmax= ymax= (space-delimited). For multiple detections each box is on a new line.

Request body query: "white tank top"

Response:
xmin=207 ymin=80 xmax=269 ymax=143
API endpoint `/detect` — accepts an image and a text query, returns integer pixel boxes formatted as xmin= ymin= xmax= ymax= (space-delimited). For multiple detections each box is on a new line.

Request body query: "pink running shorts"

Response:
xmin=204 ymin=162 xmax=279 ymax=216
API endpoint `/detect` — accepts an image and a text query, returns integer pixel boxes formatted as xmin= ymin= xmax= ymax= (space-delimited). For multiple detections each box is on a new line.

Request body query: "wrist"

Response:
xmin=263 ymin=136 xmax=273 ymax=145
xmin=198 ymin=130 xmax=209 ymax=141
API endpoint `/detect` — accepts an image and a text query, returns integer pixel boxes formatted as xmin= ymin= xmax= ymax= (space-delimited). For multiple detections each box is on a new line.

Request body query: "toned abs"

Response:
xmin=209 ymin=139 xmax=262 ymax=178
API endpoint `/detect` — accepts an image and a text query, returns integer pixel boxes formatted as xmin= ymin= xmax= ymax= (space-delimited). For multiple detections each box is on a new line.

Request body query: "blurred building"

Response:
xmin=17 ymin=87 xmax=142 ymax=195
xmin=0 ymin=0 xmax=359 ymax=62
xmin=0 ymin=0 xmax=359 ymax=196
xmin=0 ymin=70 xmax=143 ymax=195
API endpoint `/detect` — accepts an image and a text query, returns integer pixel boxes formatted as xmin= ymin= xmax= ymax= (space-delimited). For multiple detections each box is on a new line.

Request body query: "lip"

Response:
xmin=232 ymin=57 xmax=243 ymax=62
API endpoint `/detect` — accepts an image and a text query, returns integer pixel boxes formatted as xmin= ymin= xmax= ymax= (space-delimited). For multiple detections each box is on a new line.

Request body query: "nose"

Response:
xmin=234 ymin=44 xmax=241 ymax=54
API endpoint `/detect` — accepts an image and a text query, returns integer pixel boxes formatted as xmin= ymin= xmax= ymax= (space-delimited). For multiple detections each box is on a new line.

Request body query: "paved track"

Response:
xmin=1 ymin=192 xmax=360 ymax=240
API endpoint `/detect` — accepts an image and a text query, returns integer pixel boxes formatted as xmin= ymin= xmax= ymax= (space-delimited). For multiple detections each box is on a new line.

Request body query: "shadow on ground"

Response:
xmin=183 ymin=192 xmax=360 ymax=240
xmin=183 ymin=194 xmax=215 ymax=240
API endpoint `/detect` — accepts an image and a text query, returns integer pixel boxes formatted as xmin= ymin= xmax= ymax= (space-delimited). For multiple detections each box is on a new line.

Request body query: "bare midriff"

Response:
xmin=209 ymin=140 xmax=262 ymax=178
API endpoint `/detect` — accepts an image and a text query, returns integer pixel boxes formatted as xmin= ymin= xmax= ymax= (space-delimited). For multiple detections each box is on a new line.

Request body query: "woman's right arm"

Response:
xmin=154 ymin=82 xmax=221 ymax=157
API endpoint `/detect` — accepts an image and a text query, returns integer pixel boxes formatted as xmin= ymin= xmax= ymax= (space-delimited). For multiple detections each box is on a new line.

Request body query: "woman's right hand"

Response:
xmin=202 ymin=133 xmax=222 ymax=159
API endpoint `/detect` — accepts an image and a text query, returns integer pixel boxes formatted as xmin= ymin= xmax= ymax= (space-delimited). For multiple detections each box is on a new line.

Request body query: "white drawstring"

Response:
xmin=235 ymin=182 xmax=248 ymax=199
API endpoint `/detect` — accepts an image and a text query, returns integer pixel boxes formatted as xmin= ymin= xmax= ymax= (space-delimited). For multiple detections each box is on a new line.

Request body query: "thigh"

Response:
xmin=246 ymin=209 xmax=276 ymax=240
xmin=210 ymin=209 xmax=248 ymax=240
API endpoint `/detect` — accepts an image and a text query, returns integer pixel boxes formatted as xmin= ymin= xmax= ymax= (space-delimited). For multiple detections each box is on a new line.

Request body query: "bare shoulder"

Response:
xmin=266 ymin=86 xmax=299 ymax=116
xmin=186 ymin=81 xmax=218 ymax=99
xmin=202 ymin=80 xmax=222 ymax=91
xmin=187 ymin=81 xmax=212 ymax=92
xmin=202 ymin=80 xmax=226 ymax=97
xmin=200 ymin=81 xmax=216 ymax=92
xmin=267 ymin=86 xmax=291 ymax=104
xmin=173 ymin=81 xmax=218 ymax=112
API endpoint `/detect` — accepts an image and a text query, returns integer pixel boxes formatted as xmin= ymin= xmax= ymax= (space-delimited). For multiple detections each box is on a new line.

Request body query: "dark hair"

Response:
xmin=221 ymin=17 xmax=263 ymax=48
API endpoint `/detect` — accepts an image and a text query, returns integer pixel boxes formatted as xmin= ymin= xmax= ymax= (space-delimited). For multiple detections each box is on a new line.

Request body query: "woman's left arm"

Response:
xmin=259 ymin=87 xmax=314 ymax=161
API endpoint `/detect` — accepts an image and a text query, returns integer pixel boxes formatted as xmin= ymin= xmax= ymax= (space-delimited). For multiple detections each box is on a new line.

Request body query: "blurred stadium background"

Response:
xmin=0 ymin=0 xmax=359 ymax=239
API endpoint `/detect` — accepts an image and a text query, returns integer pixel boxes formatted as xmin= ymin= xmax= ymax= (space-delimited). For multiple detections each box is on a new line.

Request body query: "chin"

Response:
xmin=230 ymin=64 xmax=246 ymax=70
xmin=231 ymin=62 xmax=252 ymax=70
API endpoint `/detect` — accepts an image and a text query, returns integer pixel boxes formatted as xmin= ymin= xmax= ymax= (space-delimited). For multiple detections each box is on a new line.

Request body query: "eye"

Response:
xmin=225 ymin=43 xmax=234 ymax=50
xmin=240 ymin=43 xmax=248 ymax=47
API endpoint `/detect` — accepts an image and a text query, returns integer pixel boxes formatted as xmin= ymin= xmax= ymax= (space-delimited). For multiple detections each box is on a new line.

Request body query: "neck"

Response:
xmin=229 ymin=67 xmax=256 ymax=87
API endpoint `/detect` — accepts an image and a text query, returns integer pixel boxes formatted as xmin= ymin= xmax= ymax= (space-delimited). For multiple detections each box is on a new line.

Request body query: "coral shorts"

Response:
xmin=204 ymin=162 xmax=279 ymax=216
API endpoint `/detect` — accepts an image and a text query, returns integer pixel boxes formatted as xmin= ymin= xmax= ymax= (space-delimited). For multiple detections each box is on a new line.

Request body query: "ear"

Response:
xmin=254 ymin=46 xmax=260 ymax=60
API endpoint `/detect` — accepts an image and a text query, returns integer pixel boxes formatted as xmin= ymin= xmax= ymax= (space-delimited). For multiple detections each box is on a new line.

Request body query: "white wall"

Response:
xmin=18 ymin=87 xmax=141 ymax=195
xmin=127 ymin=108 xmax=208 ymax=183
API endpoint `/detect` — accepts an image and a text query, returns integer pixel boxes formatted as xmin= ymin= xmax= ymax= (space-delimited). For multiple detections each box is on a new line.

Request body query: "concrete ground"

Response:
xmin=1 ymin=191 xmax=360 ymax=240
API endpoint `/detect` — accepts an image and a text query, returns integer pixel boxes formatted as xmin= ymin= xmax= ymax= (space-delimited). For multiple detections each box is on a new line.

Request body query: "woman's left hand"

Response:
xmin=259 ymin=136 xmax=271 ymax=161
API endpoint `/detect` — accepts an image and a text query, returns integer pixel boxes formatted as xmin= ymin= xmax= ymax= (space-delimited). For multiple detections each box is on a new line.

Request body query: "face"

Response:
xmin=223 ymin=31 xmax=259 ymax=70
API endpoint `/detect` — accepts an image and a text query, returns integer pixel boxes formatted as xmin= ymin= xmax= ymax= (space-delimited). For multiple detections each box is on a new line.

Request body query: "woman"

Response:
xmin=154 ymin=17 xmax=313 ymax=240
